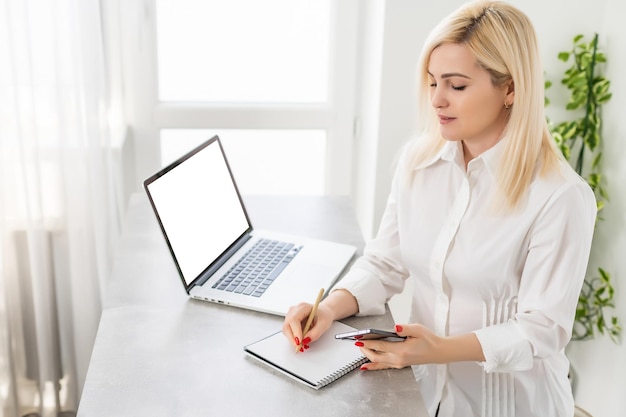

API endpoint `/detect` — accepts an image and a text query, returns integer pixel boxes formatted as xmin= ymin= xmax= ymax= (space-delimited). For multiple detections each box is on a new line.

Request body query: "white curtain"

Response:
xmin=0 ymin=0 xmax=122 ymax=416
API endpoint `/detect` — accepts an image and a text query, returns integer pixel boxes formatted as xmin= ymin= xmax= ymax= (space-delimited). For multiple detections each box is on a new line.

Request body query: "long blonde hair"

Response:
xmin=408 ymin=0 xmax=562 ymax=209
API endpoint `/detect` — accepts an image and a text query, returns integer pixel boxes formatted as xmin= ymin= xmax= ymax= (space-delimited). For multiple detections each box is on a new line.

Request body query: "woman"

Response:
xmin=283 ymin=1 xmax=596 ymax=416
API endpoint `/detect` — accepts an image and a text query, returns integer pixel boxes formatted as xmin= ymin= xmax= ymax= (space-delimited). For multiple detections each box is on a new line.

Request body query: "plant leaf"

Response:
xmin=558 ymin=51 xmax=571 ymax=62
xmin=546 ymin=33 xmax=621 ymax=344
xmin=597 ymin=92 xmax=612 ymax=104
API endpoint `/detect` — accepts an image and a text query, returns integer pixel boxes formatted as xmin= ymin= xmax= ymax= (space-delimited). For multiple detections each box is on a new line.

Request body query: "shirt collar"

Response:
xmin=474 ymin=137 xmax=507 ymax=178
xmin=417 ymin=138 xmax=508 ymax=177
xmin=440 ymin=140 xmax=465 ymax=170
xmin=413 ymin=140 xmax=463 ymax=171
xmin=438 ymin=138 xmax=506 ymax=177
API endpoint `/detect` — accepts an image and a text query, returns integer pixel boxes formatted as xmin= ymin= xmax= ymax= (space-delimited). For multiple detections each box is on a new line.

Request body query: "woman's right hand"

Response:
xmin=282 ymin=289 xmax=359 ymax=351
xmin=282 ymin=302 xmax=335 ymax=351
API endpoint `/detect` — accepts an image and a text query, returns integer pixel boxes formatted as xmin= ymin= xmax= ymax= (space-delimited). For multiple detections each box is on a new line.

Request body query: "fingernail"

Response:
xmin=304 ymin=344 xmax=310 ymax=350
xmin=299 ymin=347 xmax=304 ymax=352
xmin=395 ymin=324 xmax=403 ymax=333
xmin=294 ymin=337 xmax=300 ymax=346
xmin=302 ymin=337 xmax=311 ymax=345
xmin=360 ymin=364 xmax=369 ymax=371
xmin=355 ymin=341 xmax=364 ymax=347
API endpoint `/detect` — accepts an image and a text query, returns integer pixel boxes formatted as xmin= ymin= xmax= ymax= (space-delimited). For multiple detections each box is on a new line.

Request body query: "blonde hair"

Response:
xmin=408 ymin=0 xmax=562 ymax=209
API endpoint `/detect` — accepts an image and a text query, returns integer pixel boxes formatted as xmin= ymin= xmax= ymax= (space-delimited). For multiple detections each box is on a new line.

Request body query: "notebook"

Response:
xmin=244 ymin=321 xmax=368 ymax=389
xmin=143 ymin=135 xmax=357 ymax=316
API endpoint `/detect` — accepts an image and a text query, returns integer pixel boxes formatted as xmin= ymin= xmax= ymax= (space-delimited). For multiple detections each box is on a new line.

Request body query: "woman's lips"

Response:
xmin=438 ymin=115 xmax=455 ymax=124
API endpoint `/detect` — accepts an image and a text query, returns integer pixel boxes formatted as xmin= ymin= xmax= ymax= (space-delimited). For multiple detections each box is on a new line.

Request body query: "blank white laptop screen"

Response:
xmin=144 ymin=135 xmax=358 ymax=316
xmin=145 ymin=140 xmax=249 ymax=285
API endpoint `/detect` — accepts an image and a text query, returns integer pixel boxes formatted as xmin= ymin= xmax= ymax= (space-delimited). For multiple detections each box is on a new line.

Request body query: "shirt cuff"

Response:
xmin=333 ymin=268 xmax=388 ymax=316
xmin=473 ymin=320 xmax=534 ymax=373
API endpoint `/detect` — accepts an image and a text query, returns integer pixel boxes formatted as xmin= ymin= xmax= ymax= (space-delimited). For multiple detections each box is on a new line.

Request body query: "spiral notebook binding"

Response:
xmin=317 ymin=356 xmax=369 ymax=387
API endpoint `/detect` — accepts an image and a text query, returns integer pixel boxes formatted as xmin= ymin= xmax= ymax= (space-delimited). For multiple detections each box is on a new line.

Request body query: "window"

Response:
xmin=160 ymin=129 xmax=326 ymax=195
xmin=156 ymin=0 xmax=330 ymax=103
xmin=120 ymin=0 xmax=359 ymax=195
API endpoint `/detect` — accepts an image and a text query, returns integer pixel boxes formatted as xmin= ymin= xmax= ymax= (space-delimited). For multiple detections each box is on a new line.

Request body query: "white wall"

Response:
xmin=565 ymin=0 xmax=626 ymax=414
xmin=352 ymin=0 xmax=385 ymax=237
xmin=354 ymin=1 xmax=626 ymax=415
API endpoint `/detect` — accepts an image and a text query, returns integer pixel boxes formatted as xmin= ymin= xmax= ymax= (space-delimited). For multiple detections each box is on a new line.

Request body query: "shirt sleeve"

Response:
xmin=473 ymin=178 xmax=597 ymax=373
xmin=334 ymin=152 xmax=411 ymax=316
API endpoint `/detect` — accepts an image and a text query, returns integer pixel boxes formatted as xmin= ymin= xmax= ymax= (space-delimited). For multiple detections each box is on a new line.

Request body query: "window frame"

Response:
xmin=118 ymin=0 xmax=359 ymax=195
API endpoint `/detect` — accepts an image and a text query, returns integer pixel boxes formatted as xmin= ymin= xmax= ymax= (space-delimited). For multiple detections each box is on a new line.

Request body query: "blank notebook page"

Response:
xmin=244 ymin=321 xmax=368 ymax=389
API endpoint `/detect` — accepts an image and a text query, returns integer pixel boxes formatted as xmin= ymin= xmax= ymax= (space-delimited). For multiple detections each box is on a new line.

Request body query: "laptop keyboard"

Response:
xmin=212 ymin=238 xmax=301 ymax=297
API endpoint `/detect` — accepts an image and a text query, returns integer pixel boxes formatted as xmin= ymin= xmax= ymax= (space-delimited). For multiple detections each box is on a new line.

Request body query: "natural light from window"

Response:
xmin=155 ymin=0 xmax=331 ymax=103
xmin=160 ymin=129 xmax=327 ymax=195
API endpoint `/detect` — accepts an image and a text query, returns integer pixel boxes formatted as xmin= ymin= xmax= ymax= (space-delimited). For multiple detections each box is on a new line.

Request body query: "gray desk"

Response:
xmin=77 ymin=194 xmax=425 ymax=417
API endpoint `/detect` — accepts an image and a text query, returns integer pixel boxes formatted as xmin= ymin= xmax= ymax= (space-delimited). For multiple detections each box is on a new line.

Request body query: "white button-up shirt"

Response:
xmin=336 ymin=139 xmax=597 ymax=417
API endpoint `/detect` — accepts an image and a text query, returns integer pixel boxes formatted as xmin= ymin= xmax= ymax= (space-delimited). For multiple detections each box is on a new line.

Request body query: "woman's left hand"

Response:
xmin=357 ymin=323 xmax=485 ymax=370
xmin=356 ymin=324 xmax=443 ymax=371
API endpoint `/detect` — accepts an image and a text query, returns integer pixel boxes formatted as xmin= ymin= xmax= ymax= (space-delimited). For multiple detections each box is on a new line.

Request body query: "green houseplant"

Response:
xmin=546 ymin=33 xmax=621 ymax=343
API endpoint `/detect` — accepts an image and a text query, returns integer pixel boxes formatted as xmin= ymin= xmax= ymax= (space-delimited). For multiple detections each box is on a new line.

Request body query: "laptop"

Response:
xmin=143 ymin=135 xmax=357 ymax=316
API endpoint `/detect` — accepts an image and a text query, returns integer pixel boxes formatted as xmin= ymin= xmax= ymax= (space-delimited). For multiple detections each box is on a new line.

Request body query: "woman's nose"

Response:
xmin=430 ymin=87 xmax=447 ymax=109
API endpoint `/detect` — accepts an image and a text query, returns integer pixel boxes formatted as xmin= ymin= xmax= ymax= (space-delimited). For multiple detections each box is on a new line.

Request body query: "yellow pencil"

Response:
xmin=296 ymin=288 xmax=325 ymax=352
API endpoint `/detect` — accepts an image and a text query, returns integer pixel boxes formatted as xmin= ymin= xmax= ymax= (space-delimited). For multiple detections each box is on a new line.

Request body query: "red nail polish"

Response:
xmin=302 ymin=337 xmax=311 ymax=345
xmin=395 ymin=324 xmax=403 ymax=333
xmin=360 ymin=364 xmax=369 ymax=371
xmin=355 ymin=341 xmax=364 ymax=347
xmin=294 ymin=337 xmax=300 ymax=346
xmin=304 ymin=344 xmax=310 ymax=350
xmin=299 ymin=347 xmax=304 ymax=352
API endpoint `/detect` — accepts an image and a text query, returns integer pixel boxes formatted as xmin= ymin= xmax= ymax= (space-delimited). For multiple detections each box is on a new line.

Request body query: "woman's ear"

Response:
xmin=505 ymin=80 xmax=515 ymax=105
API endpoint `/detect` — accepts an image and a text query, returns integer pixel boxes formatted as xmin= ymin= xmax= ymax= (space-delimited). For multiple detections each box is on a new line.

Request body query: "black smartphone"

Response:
xmin=334 ymin=328 xmax=406 ymax=342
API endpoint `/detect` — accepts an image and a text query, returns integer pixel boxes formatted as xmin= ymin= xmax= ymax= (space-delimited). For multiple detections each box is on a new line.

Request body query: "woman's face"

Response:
xmin=428 ymin=43 xmax=513 ymax=157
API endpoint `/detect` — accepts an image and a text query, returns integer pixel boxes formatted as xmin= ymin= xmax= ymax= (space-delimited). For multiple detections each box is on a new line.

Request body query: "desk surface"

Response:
xmin=77 ymin=194 xmax=425 ymax=417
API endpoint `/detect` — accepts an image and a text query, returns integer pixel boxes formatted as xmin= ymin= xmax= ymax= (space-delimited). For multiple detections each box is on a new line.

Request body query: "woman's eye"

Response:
xmin=429 ymin=83 xmax=437 ymax=88
xmin=452 ymin=85 xmax=466 ymax=91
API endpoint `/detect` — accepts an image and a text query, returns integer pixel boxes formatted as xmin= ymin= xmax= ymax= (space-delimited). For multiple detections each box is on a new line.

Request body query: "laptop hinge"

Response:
xmin=190 ymin=231 xmax=253 ymax=290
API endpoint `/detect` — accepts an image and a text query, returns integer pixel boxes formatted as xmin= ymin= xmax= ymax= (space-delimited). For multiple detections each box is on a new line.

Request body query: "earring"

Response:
xmin=505 ymin=102 xmax=511 ymax=110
